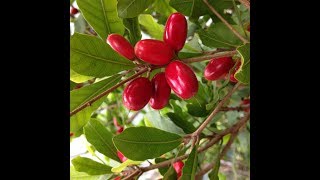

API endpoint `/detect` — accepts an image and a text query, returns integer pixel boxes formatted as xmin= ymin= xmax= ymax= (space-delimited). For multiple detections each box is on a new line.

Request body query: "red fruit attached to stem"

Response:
xmin=107 ymin=34 xmax=135 ymax=60
xmin=165 ymin=60 xmax=198 ymax=99
xmin=149 ymin=72 xmax=171 ymax=110
xmin=173 ymin=161 xmax=184 ymax=178
xmin=116 ymin=127 xmax=124 ymax=134
xmin=117 ymin=150 xmax=127 ymax=162
xmin=204 ymin=57 xmax=235 ymax=81
xmin=134 ymin=39 xmax=174 ymax=65
xmin=123 ymin=77 xmax=153 ymax=111
xmin=70 ymin=7 xmax=79 ymax=15
xmin=114 ymin=176 xmax=121 ymax=180
xmin=164 ymin=12 xmax=187 ymax=52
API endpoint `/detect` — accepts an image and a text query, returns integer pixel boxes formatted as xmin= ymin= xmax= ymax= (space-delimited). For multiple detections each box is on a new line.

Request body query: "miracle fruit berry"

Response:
xmin=149 ymin=72 xmax=171 ymax=110
xmin=164 ymin=12 xmax=187 ymax=52
xmin=123 ymin=77 xmax=152 ymax=111
xmin=165 ymin=61 xmax=198 ymax=99
xmin=134 ymin=39 xmax=174 ymax=65
xmin=173 ymin=161 xmax=184 ymax=178
xmin=107 ymin=34 xmax=135 ymax=60
xmin=204 ymin=57 xmax=235 ymax=81
xmin=70 ymin=7 xmax=79 ymax=15
xmin=117 ymin=150 xmax=127 ymax=162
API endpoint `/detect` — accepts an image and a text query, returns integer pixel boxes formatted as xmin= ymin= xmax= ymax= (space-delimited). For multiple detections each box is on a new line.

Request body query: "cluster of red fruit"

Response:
xmin=107 ymin=13 xmax=198 ymax=111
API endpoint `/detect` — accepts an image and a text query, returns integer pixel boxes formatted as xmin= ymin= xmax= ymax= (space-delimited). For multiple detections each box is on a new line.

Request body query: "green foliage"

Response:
xmin=180 ymin=147 xmax=198 ymax=180
xmin=123 ymin=17 xmax=142 ymax=45
xmin=235 ymin=43 xmax=250 ymax=84
xmin=139 ymin=14 xmax=164 ymax=40
xmin=163 ymin=165 xmax=178 ymax=180
xmin=71 ymin=156 xmax=112 ymax=175
xmin=77 ymin=0 xmax=125 ymax=40
xmin=117 ymin=0 xmax=155 ymax=18
xmin=113 ymin=127 xmax=182 ymax=160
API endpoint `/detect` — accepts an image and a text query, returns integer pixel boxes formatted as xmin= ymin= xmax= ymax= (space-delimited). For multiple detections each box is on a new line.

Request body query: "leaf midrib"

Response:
xmin=119 ymin=0 xmax=137 ymax=17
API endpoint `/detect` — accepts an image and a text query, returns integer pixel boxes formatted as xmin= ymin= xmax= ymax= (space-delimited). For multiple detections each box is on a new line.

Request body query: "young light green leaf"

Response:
xmin=111 ymin=159 xmax=143 ymax=173
xmin=84 ymin=119 xmax=120 ymax=162
xmin=123 ymin=17 xmax=142 ymax=45
xmin=70 ymin=166 xmax=112 ymax=180
xmin=180 ymin=147 xmax=198 ymax=180
xmin=138 ymin=14 xmax=164 ymax=40
xmin=70 ymin=33 xmax=135 ymax=78
xmin=117 ymin=0 xmax=155 ymax=18
xmin=166 ymin=113 xmax=196 ymax=134
xmin=72 ymin=156 xmax=112 ymax=175
xmin=163 ymin=165 xmax=178 ymax=180
xmin=234 ymin=43 xmax=250 ymax=84
xmin=198 ymin=23 xmax=243 ymax=49
xmin=77 ymin=0 xmax=125 ymax=40
xmin=70 ymin=69 xmax=94 ymax=83
xmin=113 ymin=127 xmax=182 ymax=161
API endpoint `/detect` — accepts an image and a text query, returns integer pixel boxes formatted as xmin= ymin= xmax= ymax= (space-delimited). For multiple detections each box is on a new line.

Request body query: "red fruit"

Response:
xmin=134 ymin=39 xmax=174 ymax=65
xmin=165 ymin=61 xmax=198 ymax=99
xmin=173 ymin=161 xmax=184 ymax=178
xmin=107 ymin=34 xmax=135 ymax=60
xmin=149 ymin=72 xmax=171 ymax=110
xmin=70 ymin=7 xmax=79 ymax=15
xmin=241 ymin=99 xmax=250 ymax=105
xmin=204 ymin=57 xmax=235 ymax=81
xmin=114 ymin=177 xmax=121 ymax=180
xmin=116 ymin=126 xmax=124 ymax=134
xmin=123 ymin=77 xmax=153 ymax=111
xmin=247 ymin=25 xmax=250 ymax=32
xmin=229 ymin=61 xmax=241 ymax=83
xmin=117 ymin=150 xmax=127 ymax=162
xmin=164 ymin=12 xmax=187 ymax=52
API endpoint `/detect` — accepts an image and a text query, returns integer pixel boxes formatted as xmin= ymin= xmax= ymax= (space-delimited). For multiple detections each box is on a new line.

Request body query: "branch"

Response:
xmin=182 ymin=50 xmax=237 ymax=63
xmin=203 ymin=0 xmax=249 ymax=44
xmin=126 ymin=110 xmax=140 ymax=124
xmin=195 ymin=111 xmax=250 ymax=178
xmin=70 ymin=67 xmax=148 ymax=116
xmin=140 ymin=111 xmax=250 ymax=173
xmin=238 ymin=0 xmax=250 ymax=10
xmin=220 ymin=105 xmax=250 ymax=112
xmin=191 ymin=82 xmax=241 ymax=137
xmin=122 ymin=169 xmax=141 ymax=180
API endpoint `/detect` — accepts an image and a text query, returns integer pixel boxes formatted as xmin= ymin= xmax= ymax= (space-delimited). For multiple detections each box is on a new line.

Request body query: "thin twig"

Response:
xmin=122 ymin=169 xmax=141 ymax=180
xmin=203 ymin=0 xmax=249 ymax=44
xmin=126 ymin=111 xmax=140 ymax=124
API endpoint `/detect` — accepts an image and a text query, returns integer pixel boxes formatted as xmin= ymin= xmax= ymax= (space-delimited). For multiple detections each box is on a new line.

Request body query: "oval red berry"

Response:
xmin=149 ymin=72 xmax=171 ymax=110
xmin=173 ymin=161 xmax=184 ymax=178
xmin=165 ymin=61 xmax=198 ymax=99
xmin=134 ymin=39 xmax=174 ymax=65
xmin=164 ymin=12 xmax=187 ymax=52
xmin=123 ymin=77 xmax=152 ymax=111
xmin=204 ymin=57 xmax=234 ymax=81
xmin=107 ymin=34 xmax=135 ymax=60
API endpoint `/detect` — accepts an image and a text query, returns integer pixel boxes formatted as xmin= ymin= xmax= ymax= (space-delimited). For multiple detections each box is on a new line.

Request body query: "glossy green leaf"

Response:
xmin=77 ymin=0 xmax=125 ymax=40
xmin=235 ymin=43 xmax=250 ymax=84
xmin=144 ymin=111 xmax=185 ymax=136
xmin=198 ymin=23 xmax=243 ymax=49
xmin=139 ymin=14 xmax=164 ymax=40
xmin=70 ymin=33 xmax=135 ymax=77
xmin=70 ymin=166 xmax=112 ymax=180
xmin=163 ymin=165 xmax=178 ymax=180
xmin=70 ymin=68 xmax=94 ymax=83
xmin=84 ymin=119 xmax=120 ymax=162
xmin=180 ymin=147 xmax=198 ymax=180
xmin=113 ymin=127 xmax=182 ymax=160
xmin=154 ymin=0 xmax=176 ymax=17
xmin=117 ymin=0 xmax=155 ymax=18
xmin=166 ymin=113 xmax=196 ymax=134
xmin=72 ymin=156 xmax=112 ymax=175
xmin=169 ymin=0 xmax=206 ymax=18
xmin=123 ymin=17 xmax=142 ymax=45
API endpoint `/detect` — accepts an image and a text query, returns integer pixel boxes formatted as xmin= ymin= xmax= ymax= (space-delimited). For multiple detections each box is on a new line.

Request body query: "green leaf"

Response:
xmin=70 ymin=166 xmax=112 ymax=180
xmin=74 ymin=14 xmax=87 ymax=34
xmin=169 ymin=0 xmax=205 ymax=18
xmin=155 ymin=158 xmax=170 ymax=176
xmin=70 ymin=68 xmax=94 ymax=83
xmin=166 ymin=113 xmax=196 ymax=134
xmin=70 ymin=33 xmax=135 ymax=78
xmin=186 ymin=81 xmax=212 ymax=117
xmin=235 ymin=43 xmax=250 ymax=84
xmin=180 ymin=147 xmax=198 ymax=180
xmin=84 ymin=119 xmax=120 ymax=162
xmin=198 ymin=23 xmax=243 ymax=49
xmin=117 ymin=0 xmax=155 ymax=18
xmin=113 ymin=127 xmax=182 ymax=161
xmin=163 ymin=165 xmax=178 ymax=180
xmin=70 ymin=0 xmax=75 ymax=4
xmin=208 ymin=159 xmax=220 ymax=180
xmin=72 ymin=156 xmax=112 ymax=175
xmin=153 ymin=0 xmax=176 ymax=18
xmin=182 ymin=34 xmax=203 ymax=53
xmin=144 ymin=111 xmax=185 ymax=136
xmin=77 ymin=0 xmax=125 ymax=40
xmin=123 ymin=17 xmax=142 ymax=45
xmin=71 ymin=81 xmax=77 ymax=90
xmin=138 ymin=14 xmax=164 ymax=40
xmin=111 ymin=159 xmax=143 ymax=173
